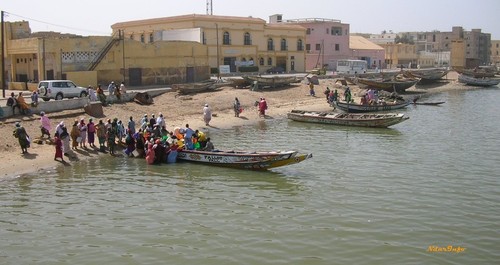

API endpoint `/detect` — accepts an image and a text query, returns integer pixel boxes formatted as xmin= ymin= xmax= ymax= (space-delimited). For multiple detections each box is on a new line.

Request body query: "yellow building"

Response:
xmin=1 ymin=21 xmax=210 ymax=89
xmin=380 ymin=43 xmax=417 ymax=69
xmin=111 ymin=14 xmax=307 ymax=74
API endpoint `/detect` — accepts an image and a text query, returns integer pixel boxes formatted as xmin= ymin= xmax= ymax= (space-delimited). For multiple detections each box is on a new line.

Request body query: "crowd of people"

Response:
xmin=12 ymin=110 xmax=217 ymax=166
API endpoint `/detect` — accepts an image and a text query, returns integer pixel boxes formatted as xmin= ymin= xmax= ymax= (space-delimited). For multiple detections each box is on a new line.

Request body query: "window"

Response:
xmin=244 ymin=32 xmax=251 ymax=45
xmin=326 ymin=28 xmax=329 ymax=34
xmin=140 ymin=34 xmax=145 ymax=43
xmin=331 ymin=27 xmax=342 ymax=35
xmin=267 ymin=57 xmax=272 ymax=65
xmin=267 ymin=38 xmax=274 ymax=51
xmin=223 ymin=31 xmax=230 ymax=45
xmin=335 ymin=44 xmax=340 ymax=51
xmin=297 ymin=39 xmax=303 ymax=51
xmin=316 ymin=44 xmax=321 ymax=51
xmin=149 ymin=33 xmax=154 ymax=43
xmin=306 ymin=44 xmax=311 ymax=51
xmin=259 ymin=57 xmax=264 ymax=65
xmin=306 ymin=28 xmax=311 ymax=35
xmin=280 ymin=39 xmax=287 ymax=51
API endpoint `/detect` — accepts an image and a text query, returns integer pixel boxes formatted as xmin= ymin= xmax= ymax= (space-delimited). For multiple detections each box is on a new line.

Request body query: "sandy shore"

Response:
xmin=0 ymin=72 xmax=466 ymax=179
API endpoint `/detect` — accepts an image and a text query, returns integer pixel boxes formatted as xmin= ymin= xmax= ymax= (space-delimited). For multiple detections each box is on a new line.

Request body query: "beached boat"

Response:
xmin=172 ymin=80 xmax=228 ymax=94
xmin=457 ymin=74 xmax=500 ymax=87
xmin=335 ymin=100 xmax=411 ymax=113
xmin=243 ymin=75 xmax=300 ymax=88
xmin=404 ymin=69 xmax=449 ymax=82
xmin=355 ymin=77 xmax=419 ymax=93
xmin=287 ymin=110 xmax=409 ymax=128
xmin=226 ymin=77 xmax=250 ymax=88
xmin=454 ymin=66 xmax=497 ymax=78
xmin=413 ymin=101 xmax=445 ymax=106
xmin=177 ymin=149 xmax=312 ymax=170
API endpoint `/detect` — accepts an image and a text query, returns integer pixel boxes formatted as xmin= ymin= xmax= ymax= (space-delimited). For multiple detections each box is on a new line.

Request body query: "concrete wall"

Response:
xmin=0 ymin=88 xmax=169 ymax=118
xmin=66 ymin=71 xmax=98 ymax=88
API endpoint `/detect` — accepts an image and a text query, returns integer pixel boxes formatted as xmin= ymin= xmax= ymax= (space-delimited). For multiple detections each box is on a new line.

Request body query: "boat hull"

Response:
xmin=177 ymin=150 xmax=312 ymax=170
xmin=457 ymin=74 xmax=500 ymax=87
xmin=287 ymin=110 xmax=408 ymax=128
xmin=356 ymin=78 xmax=419 ymax=93
xmin=335 ymin=100 xmax=410 ymax=113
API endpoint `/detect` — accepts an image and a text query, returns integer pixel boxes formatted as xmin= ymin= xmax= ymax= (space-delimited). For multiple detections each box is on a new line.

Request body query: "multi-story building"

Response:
xmin=271 ymin=15 xmax=351 ymax=71
xmin=111 ymin=14 xmax=307 ymax=74
xmin=349 ymin=36 xmax=384 ymax=69
xmin=491 ymin=40 xmax=500 ymax=67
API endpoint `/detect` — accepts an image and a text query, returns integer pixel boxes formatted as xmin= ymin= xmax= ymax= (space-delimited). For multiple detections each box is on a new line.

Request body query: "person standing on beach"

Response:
xmin=54 ymin=133 xmax=65 ymax=162
xmin=40 ymin=111 xmax=52 ymax=139
xmin=128 ymin=116 xmax=136 ymax=135
xmin=78 ymin=118 xmax=88 ymax=149
xmin=156 ymin=113 xmax=166 ymax=129
xmin=87 ymin=118 xmax=96 ymax=148
xmin=203 ymin=104 xmax=212 ymax=126
xmin=233 ymin=97 xmax=241 ymax=117
xmin=70 ymin=120 xmax=80 ymax=150
xmin=96 ymin=120 xmax=107 ymax=152
xmin=13 ymin=122 xmax=30 ymax=154
xmin=120 ymin=82 xmax=127 ymax=94
xmin=258 ymin=98 xmax=268 ymax=117
xmin=60 ymin=125 xmax=71 ymax=157
xmin=108 ymin=81 xmax=116 ymax=95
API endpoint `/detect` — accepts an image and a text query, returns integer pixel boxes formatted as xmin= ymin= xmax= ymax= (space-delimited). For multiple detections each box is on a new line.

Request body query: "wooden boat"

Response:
xmin=454 ymin=66 xmax=497 ymax=78
xmin=172 ymin=80 xmax=228 ymax=94
xmin=287 ymin=110 xmax=409 ymax=128
xmin=355 ymin=77 xmax=419 ymax=93
xmin=404 ymin=69 xmax=449 ymax=82
xmin=226 ymin=77 xmax=250 ymax=88
xmin=413 ymin=101 xmax=445 ymax=106
xmin=243 ymin=75 xmax=300 ymax=88
xmin=457 ymin=74 xmax=500 ymax=87
xmin=335 ymin=100 xmax=411 ymax=113
xmin=177 ymin=149 xmax=312 ymax=170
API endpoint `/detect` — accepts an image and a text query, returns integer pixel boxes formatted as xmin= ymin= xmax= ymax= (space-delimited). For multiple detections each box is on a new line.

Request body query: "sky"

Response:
xmin=2 ymin=0 xmax=500 ymax=39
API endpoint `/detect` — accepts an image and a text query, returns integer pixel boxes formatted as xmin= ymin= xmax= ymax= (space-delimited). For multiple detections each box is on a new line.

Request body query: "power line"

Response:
xmin=4 ymin=11 xmax=111 ymax=35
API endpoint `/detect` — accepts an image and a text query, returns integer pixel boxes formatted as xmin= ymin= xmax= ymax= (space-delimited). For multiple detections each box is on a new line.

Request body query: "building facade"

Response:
xmin=111 ymin=14 xmax=307 ymax=74
xmin=272 ymin=16 xmax=351 ymax=71
xmin=491 ymin=40 xmax=500 ymax=68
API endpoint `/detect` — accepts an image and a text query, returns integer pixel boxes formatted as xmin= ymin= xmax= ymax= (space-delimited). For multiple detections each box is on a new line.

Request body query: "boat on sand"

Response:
xmin=457 ymin=74 xmax=500 ymax=87
xmin=287 ymin=109 xmax=409 ymax=128
xmin=177 ymin=149 xmax=312 ymax=170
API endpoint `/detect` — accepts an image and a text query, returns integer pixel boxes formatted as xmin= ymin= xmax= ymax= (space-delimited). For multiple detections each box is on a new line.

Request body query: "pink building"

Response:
xmin=271 ymin=15 xmax=385 ymax=71
xmin=273 ymin=16 xmax=351 ymax=71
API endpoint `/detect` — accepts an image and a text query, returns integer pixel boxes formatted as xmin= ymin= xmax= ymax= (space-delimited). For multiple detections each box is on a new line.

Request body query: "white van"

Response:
xmin=37 ymin=80 xmax=88 ymax=101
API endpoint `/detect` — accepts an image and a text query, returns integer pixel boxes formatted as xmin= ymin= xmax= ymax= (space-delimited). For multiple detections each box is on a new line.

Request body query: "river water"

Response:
xmin=1 ymin=86 xmax=499 ymax=264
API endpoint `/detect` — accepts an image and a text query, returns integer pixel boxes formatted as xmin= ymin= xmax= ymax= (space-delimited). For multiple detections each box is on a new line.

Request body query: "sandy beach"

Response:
xmin=1 ymin=72 xmax=464 ymax=178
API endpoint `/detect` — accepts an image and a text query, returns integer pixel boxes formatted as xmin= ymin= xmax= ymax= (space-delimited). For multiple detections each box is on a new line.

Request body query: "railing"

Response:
xmin=87 ymin=32 xmax=121 ymax=71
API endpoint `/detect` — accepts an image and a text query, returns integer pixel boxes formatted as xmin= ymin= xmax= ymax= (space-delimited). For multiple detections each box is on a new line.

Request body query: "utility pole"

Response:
xmin=1 ymin=10 xmax=5 ymax=98
xmin=216 ymin=23 xmax=220 ymax=79
xmin=206 ymin=0 xmax=213 ymax=15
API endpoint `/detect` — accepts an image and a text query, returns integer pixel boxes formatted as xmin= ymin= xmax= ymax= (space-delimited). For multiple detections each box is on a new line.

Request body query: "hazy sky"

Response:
xmin=2 ymin=0 xmax=499 ymax=39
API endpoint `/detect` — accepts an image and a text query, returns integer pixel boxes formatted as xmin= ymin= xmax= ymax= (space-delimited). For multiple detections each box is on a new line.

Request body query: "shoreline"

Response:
xmin=0 ymin=73 xmax=477 ymax=179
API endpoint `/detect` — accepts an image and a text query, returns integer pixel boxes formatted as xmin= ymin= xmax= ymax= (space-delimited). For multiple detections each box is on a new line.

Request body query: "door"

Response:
xmin=129 ymin=68 xmax=142 ymax=86
xmin=46 ymin=70 xmax=54 ymax=80
xmin=276 ymin=56 xmax=287 ymax=72
xmin=223 ymin=57 xmax=236 ymax=72
xmin=186 ymin=67 xmax=195 ymax=83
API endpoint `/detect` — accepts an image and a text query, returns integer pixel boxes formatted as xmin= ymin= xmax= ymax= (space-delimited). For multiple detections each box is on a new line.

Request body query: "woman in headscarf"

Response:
xmin=78 ymin=118 xmax=88 ymax=149
xmin=70 ymin=120 xmax=80 ymax=150
xmin=40 ymin=111 xmax=52 ymax=138
xmin=87 ymin=118 xmax=96 ymax=148
xmin=203 ymin=104 xmax=212 ymax=126
xmin=54 ymin=132 xmax=64 ymax=162
xmin=13 ymin=122 xmax=30 ymax=154
xmin=16 ymin=92 xmax=31 ymax=115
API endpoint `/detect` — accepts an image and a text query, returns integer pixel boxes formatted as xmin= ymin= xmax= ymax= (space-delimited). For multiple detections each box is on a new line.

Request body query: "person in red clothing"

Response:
xmin=258 ymin=97 xmax=268 ymax=117
xmin=54 ymin=133 xmax=65 ymax=162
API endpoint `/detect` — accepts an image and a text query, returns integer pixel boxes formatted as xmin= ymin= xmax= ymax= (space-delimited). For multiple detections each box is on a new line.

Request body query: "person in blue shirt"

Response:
xmin=183 ymin=124 xmax=196 ymax=150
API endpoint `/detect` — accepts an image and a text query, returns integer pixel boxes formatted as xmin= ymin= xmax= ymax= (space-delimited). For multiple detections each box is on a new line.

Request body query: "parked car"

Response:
xmin=37 ymin=80 xmax=88 ymax=101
